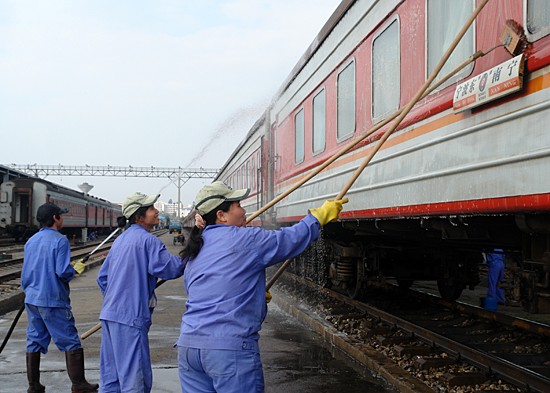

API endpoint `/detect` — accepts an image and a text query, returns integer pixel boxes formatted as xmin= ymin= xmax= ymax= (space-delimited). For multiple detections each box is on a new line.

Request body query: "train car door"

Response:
xmin=12 ymin=186 xmax=32 ymax=226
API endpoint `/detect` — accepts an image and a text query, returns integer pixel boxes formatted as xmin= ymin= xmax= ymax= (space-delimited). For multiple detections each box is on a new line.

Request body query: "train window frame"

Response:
xmin=251 ymin=157 xmax=255 ymax=191
xmin=336 ymin=58 xmax=356 ymax=142
xmin=524 ymin=0 xmax=550 ymax=41
xmin=240 ymin=169 xmax=243 ymax=189
xmin=294 ymin=108 xmax=305 ymax=164
xmin=246 ymin=161 xmax=250 ymax=189
xmin=372 ymin=16 xmax=401 ymax=124
xmin=312 ymin=87 xmax=326 ymax=156
xmin=426 ymin=0 xmax=475 ymax=91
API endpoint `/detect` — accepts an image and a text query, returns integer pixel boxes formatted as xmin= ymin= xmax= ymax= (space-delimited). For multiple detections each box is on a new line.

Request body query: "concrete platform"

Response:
xmin=0 ymin=233 xmax=393 ymax=392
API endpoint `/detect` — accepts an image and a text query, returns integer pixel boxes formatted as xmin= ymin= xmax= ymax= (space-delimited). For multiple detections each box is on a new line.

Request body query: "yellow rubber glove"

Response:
xmin=265 ymin=291 xmax=272 ymax=304
xmin=71 ymin=259 xmax=86 ymax=275
xmin=309 ymin=198 xmax=349 ymax=226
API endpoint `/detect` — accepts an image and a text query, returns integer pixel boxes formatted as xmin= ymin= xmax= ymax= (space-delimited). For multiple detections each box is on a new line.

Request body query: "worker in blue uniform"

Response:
xmin=486 ymin=248 xmax=506 ymax=304
xmin=21 ymin=202 xmax=98 ymax=393
xmin=97 ymin=192 xmax=186 ymax=392
xmin=177 ymin=181 xmax=348 ymax=393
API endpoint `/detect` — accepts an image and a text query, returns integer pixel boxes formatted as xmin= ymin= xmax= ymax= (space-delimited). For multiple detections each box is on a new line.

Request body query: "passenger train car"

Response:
xmin=0 ymin=177 xmax=122 ymax=241
xmin=216 ymin=0 xmax=550 ymax=313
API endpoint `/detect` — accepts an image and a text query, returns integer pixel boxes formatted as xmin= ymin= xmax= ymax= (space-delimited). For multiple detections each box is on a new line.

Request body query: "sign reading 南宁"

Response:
xmin=453 ymin=53 xmax=524 ymax=113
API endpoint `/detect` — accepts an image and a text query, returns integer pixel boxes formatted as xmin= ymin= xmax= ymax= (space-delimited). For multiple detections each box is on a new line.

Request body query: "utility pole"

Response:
xmin=177 ymin=174 xmax=181 ymax=218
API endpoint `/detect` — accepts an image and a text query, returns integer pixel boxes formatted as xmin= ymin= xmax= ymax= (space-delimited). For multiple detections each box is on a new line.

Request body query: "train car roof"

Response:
xmin=215 ymin=113 xmax=266 ymax=181
xmin=0 ymin=164 xmax=33 ymax=181
xmin=8 ymin=176 xmax=119 ymax=208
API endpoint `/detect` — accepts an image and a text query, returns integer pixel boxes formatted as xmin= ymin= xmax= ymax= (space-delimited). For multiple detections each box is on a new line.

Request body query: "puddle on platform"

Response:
xmin=263 ymin=305 xmax=394 ymax=393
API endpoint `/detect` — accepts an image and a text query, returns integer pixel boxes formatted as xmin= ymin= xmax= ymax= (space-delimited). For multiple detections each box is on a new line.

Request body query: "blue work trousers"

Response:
xmin=25 ymin=304 xmax=81 ymax=353
xmin=99 ymin=320 xmax=152 ymax=393
xmin=178 ymin=346 xmax=264 ymax=393
xmin=487 ymin=260 xmax=505 ymax=304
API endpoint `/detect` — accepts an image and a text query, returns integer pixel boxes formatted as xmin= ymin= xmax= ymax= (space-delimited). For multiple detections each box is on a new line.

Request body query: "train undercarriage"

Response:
xmin=287 ymin=213 xmax=550 ymax=313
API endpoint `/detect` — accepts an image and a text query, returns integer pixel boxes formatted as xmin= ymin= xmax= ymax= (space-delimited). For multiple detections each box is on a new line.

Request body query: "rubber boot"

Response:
xmin=26 ymin=352 xmax=46 ymax=393
xmin=65 ymin=348 xmax=99 ymax=393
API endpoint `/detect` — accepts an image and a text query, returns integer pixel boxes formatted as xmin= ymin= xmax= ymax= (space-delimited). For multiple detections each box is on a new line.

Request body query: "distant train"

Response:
xmin=215 ymin=0 xmax=550 ymax=313
xmin=0 ymin=177 xmax=122 ymax=241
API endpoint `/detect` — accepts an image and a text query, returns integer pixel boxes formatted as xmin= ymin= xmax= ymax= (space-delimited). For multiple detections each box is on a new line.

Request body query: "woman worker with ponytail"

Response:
xmin=177 ymin=181 xmax=348 ymax=393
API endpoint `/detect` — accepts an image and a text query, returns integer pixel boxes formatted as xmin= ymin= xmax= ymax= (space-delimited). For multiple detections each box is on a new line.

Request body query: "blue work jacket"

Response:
xmin=177 ymin=214 xmax=320 ymax=352
xmin=98 ymin=224 xmax=185 ymax=329
xmin=21 ymin=227 xmax=75 ymax=308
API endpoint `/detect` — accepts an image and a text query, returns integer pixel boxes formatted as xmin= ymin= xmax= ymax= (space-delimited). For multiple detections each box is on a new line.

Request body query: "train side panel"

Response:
xmin=0 ymin=177 xmax=121 ymax=240
xmin=267 ymin=0 xmax=550 ymax=310
xmin=217 ymin=115 xmax=270 ymax=225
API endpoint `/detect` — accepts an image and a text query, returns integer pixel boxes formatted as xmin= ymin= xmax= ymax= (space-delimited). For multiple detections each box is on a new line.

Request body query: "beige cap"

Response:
xmin=194 ymin=181 xmax=249 ymax=215
xmin=122 ymin=192 xmax=160 ymax=219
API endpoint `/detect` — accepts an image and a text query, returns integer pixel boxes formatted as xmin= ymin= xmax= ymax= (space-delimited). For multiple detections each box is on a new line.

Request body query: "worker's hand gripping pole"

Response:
xmin=266 ymin=0 xmax=490 ymax=292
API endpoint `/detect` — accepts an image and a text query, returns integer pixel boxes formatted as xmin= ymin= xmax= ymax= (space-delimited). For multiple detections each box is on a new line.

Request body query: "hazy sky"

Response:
xmin=0 ymin=0 xmax=341 ymax=206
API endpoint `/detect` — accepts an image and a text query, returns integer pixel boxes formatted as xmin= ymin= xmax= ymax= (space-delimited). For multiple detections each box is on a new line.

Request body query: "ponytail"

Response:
xmin=180 ymin=201 xmax=232 ymax=260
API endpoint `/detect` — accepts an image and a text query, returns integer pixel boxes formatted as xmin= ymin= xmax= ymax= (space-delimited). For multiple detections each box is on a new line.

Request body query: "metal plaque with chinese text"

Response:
xmin=453 ymin=53 xmax=524 ymax=113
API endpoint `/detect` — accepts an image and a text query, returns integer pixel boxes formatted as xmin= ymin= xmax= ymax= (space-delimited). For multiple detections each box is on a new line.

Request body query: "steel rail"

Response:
xmin=283 ymin=273 xmax=550 ymax=393
xmin=348 ymin=294 xmax=550 ymax=393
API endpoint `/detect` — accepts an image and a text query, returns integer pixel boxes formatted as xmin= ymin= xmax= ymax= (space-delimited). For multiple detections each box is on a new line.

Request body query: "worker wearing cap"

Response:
xmin=97 ymin=192 xmax=185 ymax=392
xmin=22 ymin=202 xmax=98 ymax=393
xmin=177 ymin=181 xmax=348 ymax=393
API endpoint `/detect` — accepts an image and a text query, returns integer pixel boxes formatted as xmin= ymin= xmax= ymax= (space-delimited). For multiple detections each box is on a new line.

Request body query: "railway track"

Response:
xmin=0 ymin=229 xmax=169 ymax=285
xmin=275 ymin=271 xmax=550 ymax=393
xmin=0 ymin=243 xmax=111 ymax=284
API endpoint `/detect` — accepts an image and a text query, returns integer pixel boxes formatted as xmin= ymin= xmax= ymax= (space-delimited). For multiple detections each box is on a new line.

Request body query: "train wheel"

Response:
xmin=346 ymin=260 xmax=365 ymax=299
xmin=437 ymin=277 xmax=464 ymax=301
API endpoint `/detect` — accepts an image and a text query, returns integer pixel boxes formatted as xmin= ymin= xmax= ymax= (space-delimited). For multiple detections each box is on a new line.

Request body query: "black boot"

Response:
xmin=26 ymin=352 xmax=46 ymax=393
xmin=65 ymin=348 xmax=99 ymax=393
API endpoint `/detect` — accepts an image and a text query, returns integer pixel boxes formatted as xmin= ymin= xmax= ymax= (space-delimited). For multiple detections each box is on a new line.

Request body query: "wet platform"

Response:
xmin=0 ymin=233 xmax=393 ymax=392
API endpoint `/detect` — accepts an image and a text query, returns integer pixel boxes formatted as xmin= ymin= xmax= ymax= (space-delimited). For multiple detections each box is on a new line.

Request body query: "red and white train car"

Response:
xmin=0 ymin=177 xmax=121 ymax=241
xmin=216 ymin=0 xmax=550 ymax=312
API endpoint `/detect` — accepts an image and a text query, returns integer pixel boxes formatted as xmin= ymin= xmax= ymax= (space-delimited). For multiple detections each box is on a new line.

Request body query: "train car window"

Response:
xmin=295 ymin=108 xmax=305 ymax=164
xmin=427 ymin=0 xmax=474 ymax=86
xmin=241 ymin=166 xmax=246 ymax=189
xmin=312 ymin=88 xmax=326 ymax=154
xmin=372 ymin=18 xmax=400 ymax=122
xmin=246 ymin=161 xmax=250 ymax=189
xmin=526 ymin=0 xmax=550 ymax=40
xmin=337 ymin=60 xmax=356 ymax=141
